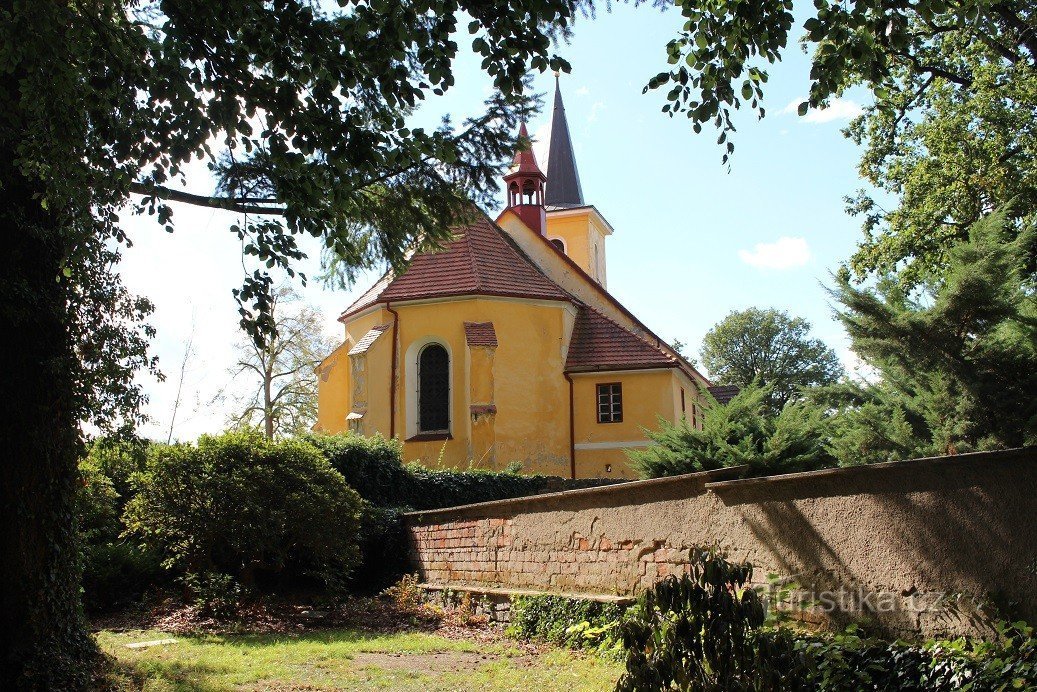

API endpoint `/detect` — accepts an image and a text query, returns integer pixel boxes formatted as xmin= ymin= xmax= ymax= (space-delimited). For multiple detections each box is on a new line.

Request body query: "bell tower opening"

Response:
xmin=502 ymin=122 xmax=547 ymax=235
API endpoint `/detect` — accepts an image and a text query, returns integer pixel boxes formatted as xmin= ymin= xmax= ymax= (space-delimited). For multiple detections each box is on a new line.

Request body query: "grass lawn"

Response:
xmin=97 ymin=628 xmax=624 ymax=691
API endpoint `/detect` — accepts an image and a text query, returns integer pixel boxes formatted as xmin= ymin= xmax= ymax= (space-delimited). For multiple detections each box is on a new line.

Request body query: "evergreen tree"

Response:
xmin=831 ymin=209 xmax=1037 ymax=457
xmin=629 ymin=384 xmax=834 ymax=478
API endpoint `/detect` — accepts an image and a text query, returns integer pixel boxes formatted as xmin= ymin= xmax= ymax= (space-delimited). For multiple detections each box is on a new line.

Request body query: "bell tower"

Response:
xmin=503 ymin=123 xmax=547 ymax=235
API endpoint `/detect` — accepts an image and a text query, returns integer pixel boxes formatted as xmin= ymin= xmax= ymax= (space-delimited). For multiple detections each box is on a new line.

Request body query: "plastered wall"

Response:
xmin=407 ymin=448 xmax=1037 ymax=638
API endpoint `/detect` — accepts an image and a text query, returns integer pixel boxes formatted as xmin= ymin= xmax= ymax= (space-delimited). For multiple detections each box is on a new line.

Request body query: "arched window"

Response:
xmin=550 ymin=238 xmax=566 ymax=254
xmin=417 ymin=344 xmax=450 ymax=432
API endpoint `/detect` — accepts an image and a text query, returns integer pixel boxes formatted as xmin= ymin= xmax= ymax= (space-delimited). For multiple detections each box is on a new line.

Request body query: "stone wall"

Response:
xmin=406 ymin=448 xmax=1037 ymax=638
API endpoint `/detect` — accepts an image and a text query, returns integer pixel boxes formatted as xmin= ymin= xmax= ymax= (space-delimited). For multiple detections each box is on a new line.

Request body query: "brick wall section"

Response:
xmin=407 ymin=449 xmax=1037 ymax=638
xmin=411 ymin=515 xmax=705 ymax=593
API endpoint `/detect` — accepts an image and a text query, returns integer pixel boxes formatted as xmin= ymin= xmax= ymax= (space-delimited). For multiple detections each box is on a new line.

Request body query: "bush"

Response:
xmin=306 ymin=432 xmax=557 ymax=590
xmin=77 ymin=456 xmax=164 ymax=611
xmin=615 ymin=547 xmax=1037 ymax=691
xmin=306 ymin=432 xmax=551 ymax=510
xmin=509 ymin=594 xmax=630 ymax=655
xmin=352 ymin=504 xmax=410 ymax=592
xmin=124 ymin=430 xmax=363 ymax=591
xmin=81 ymin=541 xmax=164 ymax=612
xmin=628 ymin=384 xmax=835 ymax=479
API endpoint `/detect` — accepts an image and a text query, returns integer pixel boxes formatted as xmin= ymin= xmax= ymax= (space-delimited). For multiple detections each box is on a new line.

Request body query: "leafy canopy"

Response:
xmin=646 ymin=0 xmax=1037 ymax=168
xmin=700 ymin=308 xmax=843 ymax=412
xmin=846 ymin=36 xmax=1037 ymax=283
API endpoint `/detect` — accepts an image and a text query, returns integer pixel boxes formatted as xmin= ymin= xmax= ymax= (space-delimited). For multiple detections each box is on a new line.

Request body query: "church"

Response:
xmin=316 ymin=79 xmax=720 ymax=479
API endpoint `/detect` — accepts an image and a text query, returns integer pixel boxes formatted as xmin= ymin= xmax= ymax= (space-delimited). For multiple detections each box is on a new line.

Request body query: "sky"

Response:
xmin=118 ymin=3 xmax=877 ymax=441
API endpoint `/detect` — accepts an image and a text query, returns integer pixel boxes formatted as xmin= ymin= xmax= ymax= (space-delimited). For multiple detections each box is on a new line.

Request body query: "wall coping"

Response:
xmin=703 ymin=446 xmax=1036 ymax=491
xmin=404 ymin=465 xmax=748 ymax=522
xmin=406 ymin=447 xmax=1037 ymax=524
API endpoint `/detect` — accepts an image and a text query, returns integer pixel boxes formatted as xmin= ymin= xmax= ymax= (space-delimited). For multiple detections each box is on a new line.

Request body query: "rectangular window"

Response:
xmin=596 ymin=383 xmax=623 ymax=423
xmin=680 ymin=387 xmax=686 ymax=414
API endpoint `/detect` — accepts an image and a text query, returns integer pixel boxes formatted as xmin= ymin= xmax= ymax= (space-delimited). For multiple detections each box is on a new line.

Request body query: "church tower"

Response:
xmin=539 ymin=75 xmax=613 ymax=288
xmin=502 ymin=122 xmax=547 ymax=235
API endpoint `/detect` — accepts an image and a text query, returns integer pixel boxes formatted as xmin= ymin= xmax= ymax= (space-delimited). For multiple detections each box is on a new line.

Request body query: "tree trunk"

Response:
xmin=264 ymin=365 xmax=274 ymax=440
xmin=0 ymin=90 xmax=98 ymax=689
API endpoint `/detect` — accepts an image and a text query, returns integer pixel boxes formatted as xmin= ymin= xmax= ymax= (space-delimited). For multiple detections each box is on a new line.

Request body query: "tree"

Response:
xmin=0 ymin=1 xmax=589 ymax=685
xmin=700 ymin=308 xmax=843 ymax=412
xmin=647 ymin=0 xmax=1037 ymax=162
xmin=628 ymin=384 xmax=834 ymax=478
xmin=845 ymin=43 xmax=1037 ymax=284
xmin=224 ymin=287 xmax=332 ymax=439
xmin=831 ymin=208 xmax=1037 ymax=456
xmin=645 ymin=0 xmax=1037 ymax=280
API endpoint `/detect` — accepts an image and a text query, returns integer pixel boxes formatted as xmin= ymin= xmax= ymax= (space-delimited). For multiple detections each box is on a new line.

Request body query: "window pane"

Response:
xmin=418 ymin=344 xmax=450 ymax=432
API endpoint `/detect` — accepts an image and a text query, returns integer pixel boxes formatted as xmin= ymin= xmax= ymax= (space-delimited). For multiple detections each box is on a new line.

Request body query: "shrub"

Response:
xmin=77 ymin=456 xmax=164 ymax=611
xmin=306 ymin=432 xmax=551 ymax=510
xmin=628 ymin=384 xmax=835 ymax=479
xmin=616 ymin=547 xmax=1037 ymax=691
xmin=616 ymin=546 xmax=774 ymax=691
xmin=124 ymin=430 xmax=363 ymax=590
xmin=304 ymin=433 xmax=411 ymax=507
xmin=509 ymin=594 xmax=630 ymax=654
xmin=82 ymin=436 xmax=150 ymax=512
xmin=81 ymin=541 xmax=163 ymax=612
xmin=352 ymin=503 xmax=410 ymax=592
xmin=306 ymin=432 xmax=556 ymax=590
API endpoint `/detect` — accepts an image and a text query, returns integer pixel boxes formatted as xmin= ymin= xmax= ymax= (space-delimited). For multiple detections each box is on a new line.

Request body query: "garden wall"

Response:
xmin=406 ymin=448 xmax=1037 ymax=638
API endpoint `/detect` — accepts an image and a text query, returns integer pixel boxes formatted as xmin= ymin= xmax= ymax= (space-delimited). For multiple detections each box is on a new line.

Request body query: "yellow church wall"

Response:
xmin=316 ymin=306 xmax=392 ymax=435
xmin=388 ymin=297 xmax=573 ymax=476
xmin=570 ymin=369 xmax=676 ymax=478
xmin=544 ymin=209 xmax=610 ymax=287
xmin=315 ymin=341 xmax=352 ymax=433
xmin=498 ymin=210 xmax=710 ymax=389
xmin=545 ymin=214 xmax=592 ymax=276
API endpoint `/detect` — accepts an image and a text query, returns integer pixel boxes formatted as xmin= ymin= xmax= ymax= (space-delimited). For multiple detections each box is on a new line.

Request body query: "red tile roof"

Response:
xmin=463 ymin=322 xmax=498 ymax=348
xmin=565 ymin=307 xmax=677 ymax=372
xmin=707 ymin=385 xmax=740 ymax=404
xmin=339 ymin=214 xmax=568 ymax=319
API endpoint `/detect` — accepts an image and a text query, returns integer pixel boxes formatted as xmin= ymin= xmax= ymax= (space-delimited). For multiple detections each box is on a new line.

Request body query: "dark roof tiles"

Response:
xmin=565 ymin=307 xmax=677 ymax=372
xmin=464 ymin=322 xmax=498 ymax=348
xmin=340 ymin=214 xmax=568 ymax=319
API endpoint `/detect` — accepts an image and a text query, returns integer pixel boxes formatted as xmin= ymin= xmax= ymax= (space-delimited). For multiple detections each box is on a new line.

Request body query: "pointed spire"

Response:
xmin=544 ymin=73 xmax=584 ymax=207
xmin=509 ymin=122 xmax=544 ymax=176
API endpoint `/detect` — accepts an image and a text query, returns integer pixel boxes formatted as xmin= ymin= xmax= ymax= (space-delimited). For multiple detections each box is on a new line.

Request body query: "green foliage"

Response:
xmin=77 ymin=454 xmax=164 ymax=611
xmin=845 ymin=36 xmax=1037 ymax=284
xmin=82 ymin=436 xmax=150 ymax=511
xmin=508 ymin=594 xmax=630 ymax=655
xmin=616 ymin=549 xmax=1037 ymax=691
xmin=124 ymin=431 xmax=362 ymax=589
xmin=629 ymin=385 xmax=835 ymax=478
xmin=352 ymin=504 xmax=411 ymax=593
xmin=307 ymin=432 xmax=552 ymax=511
xmin=832 ymin=210 xmax=1037 ymax=455
xmin=616 ymin=546 xmax=776 ymax=691
xmin=304 ymin=433 xmax=412 ymax=507
xmin=183 ymin=572 xmax=246 ymax=620
xmin=701 ymin=308 xmax=843 ymax=412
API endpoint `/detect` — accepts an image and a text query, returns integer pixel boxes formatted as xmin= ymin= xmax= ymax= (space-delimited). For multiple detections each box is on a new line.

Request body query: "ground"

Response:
xmin=92 ymin=598 xmax=624 ymax=691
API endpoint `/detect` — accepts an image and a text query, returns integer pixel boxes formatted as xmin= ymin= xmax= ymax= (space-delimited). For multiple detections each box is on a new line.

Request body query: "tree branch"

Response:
xmin=129 ymin=181 xmax=286 ymax=215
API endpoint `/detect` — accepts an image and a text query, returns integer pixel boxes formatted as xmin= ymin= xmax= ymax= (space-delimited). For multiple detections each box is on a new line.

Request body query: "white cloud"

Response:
xmin=588 ymin=100 xmax=605 ymax=123
xmin=575 ymin=86 xmax=590 ymax=96
xmin=781 ymin=97 xmax=863 ymax=123
xmin=738 ymin=237 xmax=811 ymax=270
